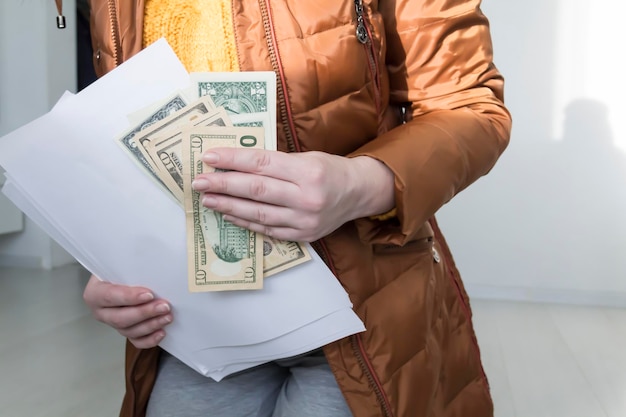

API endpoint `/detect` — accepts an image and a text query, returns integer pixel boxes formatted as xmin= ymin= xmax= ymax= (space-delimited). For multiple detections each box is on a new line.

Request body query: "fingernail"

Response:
xmin=156 ymin=303 xmax=170 ymax=314
xmin=192 ymin=178 xmax=210 ymax=190
xmin=202 ymin=195 xmax=217 ymax=207
xmin=155 ymin=331 xmax=165 ymax=342
xmin=161 ymin=315 xmax=173 ymax=324
xmin=138 ymin=292 xmax=154 ymax=302
xmin=202 ymin=152 xmax=219 ymax=164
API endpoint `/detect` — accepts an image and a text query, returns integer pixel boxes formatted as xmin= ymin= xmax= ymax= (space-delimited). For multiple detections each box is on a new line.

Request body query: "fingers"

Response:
xmin=193 ymin=170 xmax=301 ymax=208
xmin=201 ymin=148 xmax=303 ymax=181
xmin=83 ymin=274 xmax=155 ymax=308
xmin=190 ymin=149 xmax=339 ymax=242
xmin=127 ymin=329 xmax=167 ymax=349
xmin=201 ymin=191 xmax=300 ymax=228
xmin=222 ymin=215 xmax=301 ymax=241
xmin=93 ymin=296 xmax=171 ymax=331
xmin=83 ymin=275 xmax=172 ymax=349
xmin=121 ymin=314 xmax=172 ymax=349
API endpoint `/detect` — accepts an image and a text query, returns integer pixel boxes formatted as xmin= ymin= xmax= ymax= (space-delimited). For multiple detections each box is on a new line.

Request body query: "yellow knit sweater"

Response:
xmin=143 ymin=0 xmax=239 ymax=72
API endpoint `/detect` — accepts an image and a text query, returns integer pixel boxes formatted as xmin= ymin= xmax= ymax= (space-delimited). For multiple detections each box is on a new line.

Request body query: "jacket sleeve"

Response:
xmin=349 ymin=0 xmax=512 ymax=245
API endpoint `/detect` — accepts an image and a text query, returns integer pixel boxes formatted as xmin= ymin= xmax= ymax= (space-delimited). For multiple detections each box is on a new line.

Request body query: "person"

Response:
xmin=82 ymin=0 xmax=512 ymax=416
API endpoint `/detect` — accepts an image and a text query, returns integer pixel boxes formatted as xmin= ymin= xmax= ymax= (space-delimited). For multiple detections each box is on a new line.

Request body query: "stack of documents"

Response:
xmin=0 ymin=39 xmax=365 ymax=380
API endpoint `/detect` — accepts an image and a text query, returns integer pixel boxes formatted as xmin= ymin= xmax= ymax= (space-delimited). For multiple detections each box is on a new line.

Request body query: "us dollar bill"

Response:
xmin=189 ymin=72 xmax=277 ymax=142
xmin=262 ymin=237 xmax=311 ymax=277
xmin=125 ymin=89 xmax=194 ymax=125
xmin=231 ymin=112 xmax=275 ymax=151
xmin=132 ymin=97 xmax=217 ymax=182
xmin=149 ymin=108 xmax=232 ymax=203
xmin=182 ymin=126 xmax=266 ymax=292
xmin=116 ymin=93 xmax=192 ymax=187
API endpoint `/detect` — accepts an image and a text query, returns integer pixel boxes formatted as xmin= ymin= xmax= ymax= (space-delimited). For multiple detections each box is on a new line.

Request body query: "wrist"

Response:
xmin=349 ymin=156 xmax=395 ymax=219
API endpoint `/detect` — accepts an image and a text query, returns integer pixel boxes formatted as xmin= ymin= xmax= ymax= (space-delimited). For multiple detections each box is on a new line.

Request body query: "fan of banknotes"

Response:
xmin=115 ymin=72 xmax=310 ymax=292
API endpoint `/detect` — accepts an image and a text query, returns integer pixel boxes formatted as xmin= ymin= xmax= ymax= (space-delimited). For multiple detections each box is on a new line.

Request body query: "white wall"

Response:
xmin=437 ymin=0 xmax=626 ymax=306
xmin=0 ymin=173 xmax=23 ymax=234
xmin=0 ymin=0 xmax=77 ymax=269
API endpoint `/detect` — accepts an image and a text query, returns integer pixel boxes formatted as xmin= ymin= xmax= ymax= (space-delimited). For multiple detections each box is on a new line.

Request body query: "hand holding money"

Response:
xmin=115 ymin=72 xmax=311 ymax=292
xmin=191 ymin=148 xmax=394 ymax=242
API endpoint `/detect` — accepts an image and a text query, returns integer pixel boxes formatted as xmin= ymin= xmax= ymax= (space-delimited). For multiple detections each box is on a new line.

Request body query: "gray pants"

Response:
xmin=146 ymin=350 xmax=354 ymax=417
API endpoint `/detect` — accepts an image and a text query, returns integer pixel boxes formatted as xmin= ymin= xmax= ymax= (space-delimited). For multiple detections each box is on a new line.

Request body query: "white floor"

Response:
xmin=1 ymin=264 xmax=625 ymax=417
xmin=0 ymin=264 xmax=125 ymax=417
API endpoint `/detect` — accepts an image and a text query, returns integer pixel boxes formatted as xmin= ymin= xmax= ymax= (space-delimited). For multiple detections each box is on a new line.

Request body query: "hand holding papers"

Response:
xmin=0 ymin=39 xmax=365 ymax=380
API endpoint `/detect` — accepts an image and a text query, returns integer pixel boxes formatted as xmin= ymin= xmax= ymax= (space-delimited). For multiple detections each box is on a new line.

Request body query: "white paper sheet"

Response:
xmin=0 ymin=39 xmax=365 ymax=379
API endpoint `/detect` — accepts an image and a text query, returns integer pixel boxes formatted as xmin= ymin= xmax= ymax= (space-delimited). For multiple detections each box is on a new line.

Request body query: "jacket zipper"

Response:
xmin=353 ymin=2 xmax=393 ymax=415
xmin=106 ymin=0 xmax=122 ymax=67
xmin=400 ymin=103 xmax=409 ymax=124
xmin=312 ymin=235 xmax=393 ymax=417
xmin=259 ymin=2 xmax=392 ymax=414
xmin=354 ymin=0 xmax=382 ymax=119
xmin=258 ymin=0 xmax=300 ymax=153
xmin=352 ymin=335 xmax=394 ymax=417
xmin=257 ymin=0 xmax=333 ymax=273
xmin=428 ymin=219 xmax=491 ymax=393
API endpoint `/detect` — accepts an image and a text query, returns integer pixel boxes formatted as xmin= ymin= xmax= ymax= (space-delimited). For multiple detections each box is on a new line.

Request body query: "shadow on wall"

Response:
xmin=440 ymin=98 xmax=626 ymax=297
xmin=533 ymin=98 xmax=626 ymax=280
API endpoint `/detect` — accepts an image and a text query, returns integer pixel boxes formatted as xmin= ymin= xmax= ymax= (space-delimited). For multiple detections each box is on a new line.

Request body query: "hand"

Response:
xmin=191 ymin=149 xmax=395 ymax=242
xmin=83 ymin=275 xmax=172 ymax=349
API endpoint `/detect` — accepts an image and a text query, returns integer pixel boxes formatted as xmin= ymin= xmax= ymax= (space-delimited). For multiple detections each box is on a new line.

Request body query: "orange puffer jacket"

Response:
xmin=88 ymin=0 xmax=512 ymax=416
